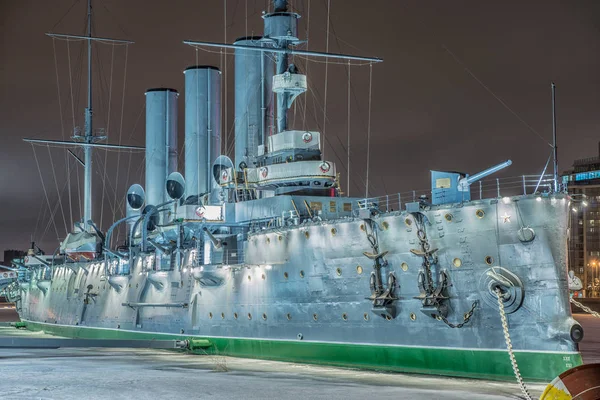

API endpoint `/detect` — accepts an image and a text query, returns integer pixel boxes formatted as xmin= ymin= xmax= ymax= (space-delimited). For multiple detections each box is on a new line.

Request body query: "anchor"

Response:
xmin=410 ymin=212 xmax=449 ymax=319
xmin=362 ymin=219 xmax=398 ymax=319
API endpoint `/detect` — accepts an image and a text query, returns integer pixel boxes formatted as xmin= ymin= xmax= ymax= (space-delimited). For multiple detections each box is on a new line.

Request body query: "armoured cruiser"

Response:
xmin=3 ymin=0 xmax=585 ymax=382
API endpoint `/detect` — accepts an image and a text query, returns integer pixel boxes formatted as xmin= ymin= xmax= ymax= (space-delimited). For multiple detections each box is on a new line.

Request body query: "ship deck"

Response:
xmin=3 ymin=307 xmax=599 ymax=399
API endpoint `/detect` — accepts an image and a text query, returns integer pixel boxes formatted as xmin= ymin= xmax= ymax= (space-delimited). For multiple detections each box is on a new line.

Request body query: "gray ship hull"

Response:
xmin=12 ymin=194 xmax=582 ymax=381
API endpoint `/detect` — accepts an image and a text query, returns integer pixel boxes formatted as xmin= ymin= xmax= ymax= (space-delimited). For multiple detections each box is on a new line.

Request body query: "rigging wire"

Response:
xmin=52 ymin=38 xmax=74 ymax=230
xmin=50 ymin=0 xmax=81 ymax=32
xmin=365 ymin=63 xmax=373 ymax=198
xmin=440 ymin=44 xmax=552 ymax=147
xmin=100 ymin=43 xmax=116 ymax=229
xmin=346 ymin=60 xmax=351 ymax=197
xmin=118 ymin=100 xmax=145 ymax=245
xmin=33 ymin=198 xmax=46 ymax=244
xmin=32 ymin=145 xmax=60 ymax=241
xmin=46 ymin=145 xmax=69 ymax=235
xmin=224 ymin=0 xmax=229 ymax=158
xmin=111 ymin=44 xmax=130 ymax=224
xmin=321 ymin=0 xmax=331 ymax=161
xmin=66 ymin=40 xmax=77 ymax=139
xmin=302 ymin=0 xmax=311 ymax=130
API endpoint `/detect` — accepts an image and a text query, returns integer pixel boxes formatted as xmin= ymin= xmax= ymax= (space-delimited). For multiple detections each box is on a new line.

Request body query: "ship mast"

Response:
xmin=551 ymin=82 xmax=559 ymax=192
xmin=24 ymin=1 xmax=138 ymax=235
xmin=83 ymin=0 xmax=93 ymax=230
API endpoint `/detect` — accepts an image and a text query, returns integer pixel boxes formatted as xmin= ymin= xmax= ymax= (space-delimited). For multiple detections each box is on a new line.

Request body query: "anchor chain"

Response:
xmin=496 ymin=288 xmax=532 ymax=400
xmin=570 ymin=298 xmax=600 ymax=318
xmin=438 ymin=301 xmax=478 ymax=329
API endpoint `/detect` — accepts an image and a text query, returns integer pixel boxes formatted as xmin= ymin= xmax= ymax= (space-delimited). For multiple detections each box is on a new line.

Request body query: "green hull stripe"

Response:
xmin=23 ymin=320 xmax=581 ymax=382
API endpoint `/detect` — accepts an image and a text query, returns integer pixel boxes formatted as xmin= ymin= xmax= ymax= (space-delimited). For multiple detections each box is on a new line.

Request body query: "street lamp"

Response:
xmin=592 ymin=260 xmax=598 ymax=297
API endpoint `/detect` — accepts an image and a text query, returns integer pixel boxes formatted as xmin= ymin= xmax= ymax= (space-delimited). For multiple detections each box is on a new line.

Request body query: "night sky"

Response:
xmin=2 ymin=0 xmax=600 ymax=257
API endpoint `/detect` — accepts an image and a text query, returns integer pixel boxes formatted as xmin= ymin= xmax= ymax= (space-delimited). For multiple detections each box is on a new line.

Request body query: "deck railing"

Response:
xmin=355 ymin=174 xmax=558 ymax=213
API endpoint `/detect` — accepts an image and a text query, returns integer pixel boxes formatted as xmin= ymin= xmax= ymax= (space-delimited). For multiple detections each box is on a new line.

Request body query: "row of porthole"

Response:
xmin=206 ymin=312 xmax=420 ymax=322
xmin=264 ymin=255 xmax=495 ymax=282
xmin=401 ymin=209 xmax=486 ymax=227
xmin=260 ymin=210 xmax=486 ymax=242
xmin=451 ymin=256 xmax=495 ymax=268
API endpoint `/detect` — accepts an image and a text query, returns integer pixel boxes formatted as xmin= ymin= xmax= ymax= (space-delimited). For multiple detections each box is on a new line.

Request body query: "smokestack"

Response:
xmin=184 ymin=66 xmax=222 ymax=199
xmin=145 ymin=88 xmax=178 ymax=206
xmin=234 ymin=36 xmax=274 ymax=170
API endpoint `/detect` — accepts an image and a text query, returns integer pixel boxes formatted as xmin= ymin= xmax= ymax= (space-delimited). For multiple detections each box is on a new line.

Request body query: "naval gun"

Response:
xmin=430 ymin=160 xmax=512 ymax=205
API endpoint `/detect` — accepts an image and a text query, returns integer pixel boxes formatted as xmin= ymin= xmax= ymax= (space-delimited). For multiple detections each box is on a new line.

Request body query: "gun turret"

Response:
xmin=203 ymin=227 xmax=222 ymax=249
xmin=431 ymin=160 xmax=512 ymax=206
xmin=458 ymin=160 xmax=512 ymax=191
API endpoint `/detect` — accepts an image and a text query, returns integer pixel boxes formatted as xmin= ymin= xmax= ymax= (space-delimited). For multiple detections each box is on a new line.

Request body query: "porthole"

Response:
xmin=453 ymin=258 xmax=462 ymax=268
xmin=266 ymin=237 xmax=270 ymax=244
xmin=221 ymin=312 xmax=225 ymax=319
xmin=209 ymin=312 xmax=213 ymax=319
xmin=261 ymin=274 xmax=266 ymax=280
xmin=336 ymin=267 xmax=342 ymax=276
xmin=247 ymin=275 xmax=252 ymax=281
xmin=262 ymin=313 xmax=267 ymax=321
xmin=313 ymin=313 xmax=318 ymax=321
xmin=382 ymin=221 xmax=389 ymax=230
xmin=404 ymin=217 xmax=412 ymax=227
xmin=234 ymin=312 xmax=238 ymax=319
xmin=356 ymin=265 xmax=363 ymax=274
xmin=401 ymin=262 xmax=409 ymax=271
xmin=248 ymin=313 xmax=252 ymax=320
xmin=331 ymin=227 xmax=337 ymax=236
xmin=304 ymin=231 xmax=310 ymax=239
xmin=284 ymin=272 xmax=289 ymax=279
xmin=300 ymin=270 xmax=305 ymax=278
xmin=286 ymin=313 xmax=292 ymax=321
xmin=476 ymin=209 xmax=485 ymax=219
xmin=136 ymin=283 xmax=138 ymax=288
xmin=278 ymin=235 xmax=283 ymax=241
xmin=385 ymin=315 xmax=392 ymax=321
xmin=445 ymin=213 xmax=453 ymax=222
xmin=363 ymin=313 xmax=369 ymax=321
xmin=342 ymin=313 xmax=348 ymax=321
xmin=360 ymin=224 xmax=366 ymax=231
xmin=485 ymin=256 xmax=494 ymax=265
xmin=410 ymin=313 xmax=416 ymax=321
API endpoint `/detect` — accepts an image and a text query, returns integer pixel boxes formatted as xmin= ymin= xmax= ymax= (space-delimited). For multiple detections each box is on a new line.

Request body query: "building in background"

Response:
xmin=1 ymin=249 xmax=26 ymax=268
xmin=563 ymin=142 xmax=600 ymax=297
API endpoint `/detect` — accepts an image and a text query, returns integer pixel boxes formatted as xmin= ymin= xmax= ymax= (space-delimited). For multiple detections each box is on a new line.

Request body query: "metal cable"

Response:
xmin=46 ymin=145 xmax=69 ymax=235
xmin=321 ymin=0 xmax=331 ymax=161
xmin=32 ymin=145 xmax=60 ymax=240
xmin=365 ymin=63 xmax=373 ymax=198
xmin=100 ymin=43 xmax=116 ymax=229
xmin=111 ymin=44 xmax=130 ymax=222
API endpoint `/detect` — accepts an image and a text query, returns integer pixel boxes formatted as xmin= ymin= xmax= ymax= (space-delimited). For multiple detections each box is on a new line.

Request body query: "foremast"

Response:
xmin=24 ymin=0 xmax=137 ymax=236
xmin=83 ymin=0 xmax=94 ymax=231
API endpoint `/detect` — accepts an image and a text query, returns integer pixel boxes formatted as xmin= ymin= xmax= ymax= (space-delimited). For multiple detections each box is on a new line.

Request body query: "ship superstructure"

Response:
xmin=3 ymin=0 xmax=585 ymax=382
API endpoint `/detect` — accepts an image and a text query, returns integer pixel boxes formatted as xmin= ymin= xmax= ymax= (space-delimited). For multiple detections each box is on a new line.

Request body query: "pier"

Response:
xmin=1 ymin=306 xmax=598 ymax=399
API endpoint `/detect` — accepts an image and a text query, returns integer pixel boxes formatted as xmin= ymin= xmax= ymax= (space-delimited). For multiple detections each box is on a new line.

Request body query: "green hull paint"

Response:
xmin=23 ymin=320 xmax=581 ymax=382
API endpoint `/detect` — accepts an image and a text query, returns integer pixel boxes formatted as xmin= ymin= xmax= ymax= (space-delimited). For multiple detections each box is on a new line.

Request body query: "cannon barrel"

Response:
xmin=465 ymin=160 xmax=512 ymax=185
xmin=202 ymin=227 xmax=222 ymax=249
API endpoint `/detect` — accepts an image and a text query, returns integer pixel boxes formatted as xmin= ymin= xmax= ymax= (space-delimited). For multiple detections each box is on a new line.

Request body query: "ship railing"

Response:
xmin=221 ymin=248 xmax=245 ymax=266
xmin=190 ymin=246 xmax=246 ymax=267
xmin=355 ymin=174 xmax=557 ymax=213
